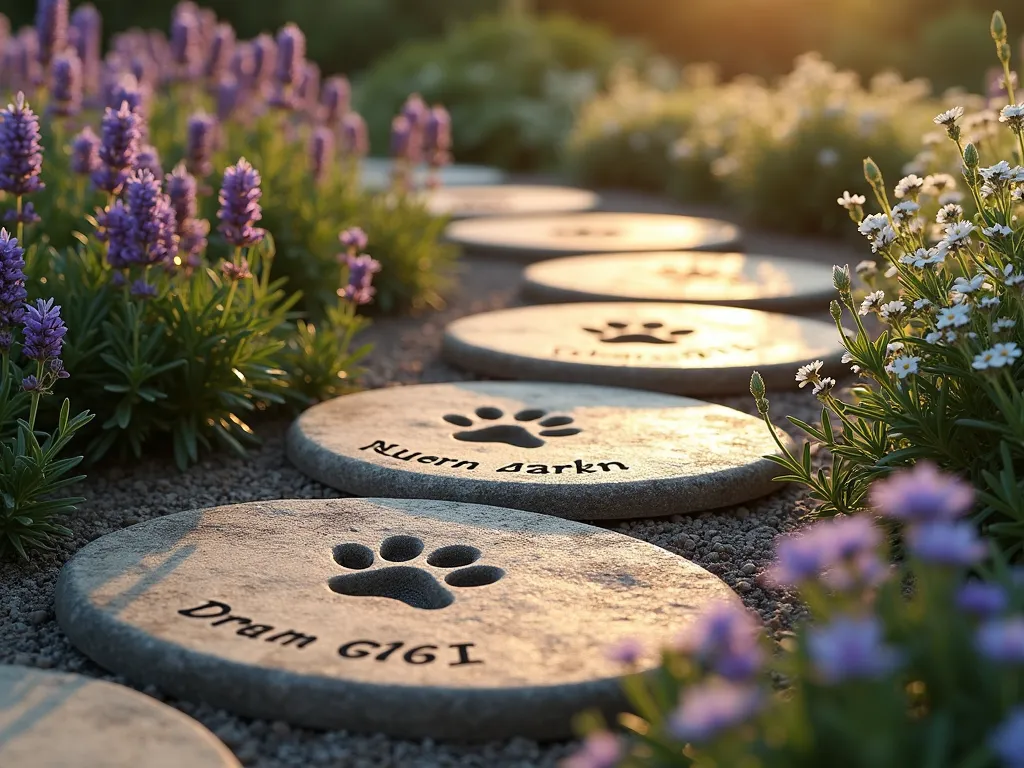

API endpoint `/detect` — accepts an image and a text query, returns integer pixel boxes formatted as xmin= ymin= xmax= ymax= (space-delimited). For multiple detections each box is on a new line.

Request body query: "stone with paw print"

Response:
xmin=287 ymin=381 xmax=790 ymax=519
xmin=54 ymin=498 xmax=737 ymax=740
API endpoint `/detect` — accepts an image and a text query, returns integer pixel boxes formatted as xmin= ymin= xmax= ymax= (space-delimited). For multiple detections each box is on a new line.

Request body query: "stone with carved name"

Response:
xmin=444 ymin=212 xmax=742 ymax=262
xmin=442 ymin=303 xmax=846 ymax=396
xmin=54 ymin=498 xmax=739 ymax=740
xmin=359 ymin=158 xmax=505 ymax=192
xmin=424 ymin=185 xmax=599 ymax=219
xmin=286 ymin=381 xmax=788 ymax=519
xmin=0 ymin=665 xmax=240 ymax=767
xmin=522 ymin=251 xmax=836 ymax=313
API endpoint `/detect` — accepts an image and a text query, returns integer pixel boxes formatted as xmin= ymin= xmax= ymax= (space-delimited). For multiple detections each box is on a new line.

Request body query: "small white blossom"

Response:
xmin=936 ymin=203 xmax=964 ymax=224
xmin=886 ymin=341 xmax=905 ymax=355
xmin=894 ymin=174 xmax=925 ymax=199
xmin=841 ymin=351 xmax=853 ymax=364
xmin=795 ymin=360 xmax=823 ymax=388
xmin=946 ymin=331 xmax=959 ymax=342
xmin=837 ymin=190 xmax=866 ymax=210
xmin=993 ymin=342 xmax=1023 ymax=365
xmin=973 ymin=348 xmax=999 ymax=369
xmin=855 ymin=260 xmax=878 ymax=275
xmin=980 ymin=161 xmax=1013 ymax=181
xmin=981 ymin=295 xmax=1001 ymax=309
xmin=925 ymin=331 xmax=944 ymax=344
xmin=1000 ymin=103 xmax=1024 ymax=131
xmin=952 ymin=274 xmax=986 ymax=294
xmin=933 ymin=106 xmax=964 ymax=126
xmin=880 ymin=300 xmax=907 ymax=320
xmin=939 ymin=190 xmax=965 ymax=206
xmin=944 ymin=220 xmax=975 ymax=248
xmin=891 ymin=200 xmax=920 ymax=222
xmin=885 ymin=355 xmax=921 ymax=379
xmin=884 ymin=265 xmax=899 ymax=278
xmin=858 ymin=213 xmax=889 ymax=236
xmin=936 ymin=303 xmax=972 ymax=329
xmin=994 ymin=318 xmax=1017 ymax=331
xmin=1007 ymin=272 xmax=1024 ymax=287
xmin=983 ymin=223 xmax=1013 ymax=237
xmin=811 ymin=377 xmax=836 ymax=396
xmin=913 ymin=298 xmax=932 ymax=310
xmin=922 ymin=173 xmax=957 ymax=196
xmin=1013 ymin=187 xmax=1024 ymax=202
xmin=859 ymin=290 xmax=885 ymax=316
xmin=873 ymin=226 xmax=897 ymax=252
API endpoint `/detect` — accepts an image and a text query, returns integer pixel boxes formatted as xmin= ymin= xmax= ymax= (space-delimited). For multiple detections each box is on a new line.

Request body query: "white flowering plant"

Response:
xmin=749 ymin=12 xmax=1024 ymax=554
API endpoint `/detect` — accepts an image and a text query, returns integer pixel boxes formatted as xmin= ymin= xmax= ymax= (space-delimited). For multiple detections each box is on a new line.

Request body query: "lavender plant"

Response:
xmin=570 ymin=464 xmax=1024 ymax=768
xmin=747 ymin=12 xmax=1024 ymax=555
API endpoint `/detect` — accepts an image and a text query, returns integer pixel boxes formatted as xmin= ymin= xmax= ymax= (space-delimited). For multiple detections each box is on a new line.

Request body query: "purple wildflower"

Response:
xmin=806 ymin=615 xmax=901 ymax=683
xmin=341 ymin=253 xmax=381 ymax=305
xmin=49 ymin=49 xmax=83 ymax=116
xmin=339 ymin=227 xmax=368 ymax=252
xmin=4 ymin=201 xmax=39 ymax=228
xmin=605 ymin=637 xmax=644 ymax=666
xmin=35 ymin=0 xmax=68 ymax=69
xmin=390 ymin=115 xmax=416 ymax=163
xmin=401 ymin=93 xmax=428 ymax=130
xmin=0 ymin=228 xmax=27 ymax=341
xmin=178 ymin=217 xmax=209 ymax=261
xmin=221 ymin=259 xmax=252 ymax=281
xmin=166 ymin=163 xmax=198 ymax=225
xmin=870 ymin=462 xmax=974 ymax=523
xmin=667 ymin=680 xmax=761 ymax=744
xmin=309 ymin=126 xmax=333 ymax=184
xmin=70 ymin=126 xmax=101 ymax=176
xmin=341 ymin=112 xmax=369 ymax=157
xmin=70 ymin=4 xmax=102 ymax=90
xmin=21 ymin=298 xmax=67 ymax=364
xmin=977 ymin=617 xmax=1024 ymax=662
xmin=0 ymin=92 xmax=45 ymax=197
xmin=296 ymin=61 xmax=320 ymax=112
xmin=274 ymin=23 xmax=305 ymax=88
xmin=105 ymin=73 xmax=146 ymax=115
xmin=204 ymin=23 xmax=235 ymax=80
xmin=767 ymin=516 xmax=888 ymax=591
xmin=217 ymin=158 xmax=265 ymax=248
xmin=21 ymin=374 xmax=42 ymax=392
xmin=15 ymin=29 xmax=42 ymax=88
xmin=673 ymin=601 xmax=764 ymax=681
xmin=135 ymin=144 xmax=162 ymax=178
xmin=563 ymin=732 xmax=621 ymax=768
xmin=93 ymin=102 xmax=141 ymax=194
xmin=169 ymin=8 xmax=200 ymax=78
xmin=101 ymin=170 xmax=179 ymax=269
xmin=321 ymin=75 xmax=351 ymax=125
xmin=907 ymin=521 xmax=987 ymax=566
xmin=250 ymin=34 xmax=276 ymax=88
xmin=425 ymin=105 xmax=452 ymax=166
xmin=185 ymin=112 xmax=217 ymax=179
xmin=130 ymin=279 xmax=157 ymax=299
xmin=215 ymin=76 xmax=240 ymax=121
xmin=990 ymin=708 xmax=1024 ymax=768
xmin=957 ymin=582 xmax=1008 ymax=619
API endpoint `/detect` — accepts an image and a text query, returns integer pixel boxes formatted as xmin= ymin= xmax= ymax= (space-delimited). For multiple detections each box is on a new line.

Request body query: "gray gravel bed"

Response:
xmin=0 ymin=189 xmax=851 ymax=767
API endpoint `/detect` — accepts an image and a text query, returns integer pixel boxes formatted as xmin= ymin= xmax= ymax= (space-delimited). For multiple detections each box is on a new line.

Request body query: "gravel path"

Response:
xmin=0 ymin=187 xmax=857 ymax=767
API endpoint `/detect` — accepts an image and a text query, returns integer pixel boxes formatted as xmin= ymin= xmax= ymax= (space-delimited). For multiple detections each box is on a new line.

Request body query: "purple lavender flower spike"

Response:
xmin=106 ymin=73 xmax=146 ymax=116
xmin=169 ymin=7 xmax=200 ymax=78
xmin=390 ymin=115 xmax=413 ymax=161
xmin=250 ymin=34 xmax=276 ymax=88
xmin=766 ymin=516 xmax=887 ymax=591
xmin=957 ymin=582 xmax=1008 ymax=619
xmin=21 ymin=298 xmax=67 ymax=364
xmin=667 ymin=680 xmax=761 ymax=744
xmin=321 ymin=75 xmax=351 ymax=125
xmin=178 ymin=217 xmax=209 ymax=261
xmin=563 ymin=732 xmax=621 ymax=768
xmin=297 ymin=61 xmax=320 ymax=113
xmin=70 ymin=4 xmax=102 ymax=91
xmin=341 ymin=112 xmax=369 ymax=158
xmin=342 ymin=253 xmax=381 ymax=305
xmin=204 ymin=23 xmax=235 ymax=80
xmin=217 ymin=158 xmax=265 ymax=248
xmin=130 ymin=279 xmax=157 ymax=299
xmin=870 ymin=462 xmax=974 ymax=523
xmin=0 ymin=228 xmax=27 ymax=343
xmin=35 ymin=0 xmax=68 ymax=69
xmin=990 ymin=708 xmax=1024 ymax=768
xmin=166 ymin=162 xmax=198 ymax=225
xmin=339 ymin=227 xmax=368 ymax=252
xmin=93 ymin=101 xmax=141 ymax=195
xmin=274 ymin=24 xmax=305 ymax=88
xmin=806 ymin=615 xmax=901 ymax=683
xmin=186 ymin=112 xmax=217 ymax=179
xmin=976 ymin=616 xmax=1024 ymax=662
xmin=16 ymin=28 xmax=43 ymax=88
xmin=5 ymin=202 xmax=41 ymax=227
xmin=135 ymin=144 xmax=162 ymax=178
xmin=0 ymin=92 xmax=45 ymax=197
xmin=221 ymin=259 xmax=252 ymax=281
xmin=49 ymin=49 xmax=83 ymax=116
xmin=70 ymin=126 xmax=101 ymax=176
xmin=605 ymin=637 xmax=644 ymax=665
xmin=425 ymin=105 xmax=452 ymax=168
xmin=907 ymin=521 xmax=987 ymax=566
xmin=215 ymin=76 xmax=240 ymax=122
xmin=402 ymin=93 xmax=428 ymax=130
xmin=309 ymin=126 xmax=333 ymax=184
xmin=102 ymin=170 xmax=179 ymax=269
xmin=673 ymin=601 xmax=764 ymax=681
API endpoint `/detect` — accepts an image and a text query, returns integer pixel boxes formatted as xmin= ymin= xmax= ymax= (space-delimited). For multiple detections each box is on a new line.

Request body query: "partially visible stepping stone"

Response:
xmin=359 ymin=158 xmax=505 ymax=192
xmin=522 ymin=251 xmax=836 ymax=313
xmin=442 ymin=303 xmax=846 ymax=395
xmin=445 ymin=212 xmax=742 ymax=262
xmin=54 ymin=498 xmax=739 ymax=742
xmin=0 ymin=665 xmax=239 ymax=768
xmin=424 ymin=185 xmax=599 ymax=219
xmin=286 ymin=381 xmax=787 ymax=519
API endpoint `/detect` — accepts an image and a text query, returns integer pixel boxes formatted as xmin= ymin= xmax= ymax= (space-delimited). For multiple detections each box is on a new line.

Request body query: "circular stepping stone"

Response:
xmin=445 ymin=212 xmax=742 ymax=262
xmin=54 ymin=498 xmax=739 ymax=741
xmin=424 ymin=185 xmax=599 ymax=219
xmin=522 ymin=251 xmax=836 ymax=313
xmin=359 ymin=158 xmax=505 ymax=192
xmin=286 ymin=381 xmax=787 ymax=519
xmin=0 ymin=665 xmax=239 ymax=767
xmin=442 ymin=303 xmax=845 ymax=396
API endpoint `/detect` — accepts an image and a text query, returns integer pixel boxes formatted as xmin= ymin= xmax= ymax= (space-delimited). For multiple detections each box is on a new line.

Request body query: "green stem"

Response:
xmin=15 ymin=196 xmax=23 ymax=245
xmin=27 ymin=361 xmax=42 ymax=433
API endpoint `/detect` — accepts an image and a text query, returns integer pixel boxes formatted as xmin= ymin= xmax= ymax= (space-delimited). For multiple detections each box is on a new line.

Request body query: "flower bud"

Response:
xmin=749 ymin=371 xmax=766 ymax=401
xmin=832 ymin=264 xmax=851 ymax=293
xmin=830 ymin=300 xmax=843 ymax=323
xmin=863 ymin=157 xmax=882 ymax=187
xmin=992 ymin=11 xmax=1007 ymax=43
xmin=964 ymin=142 xmax=980 ymax=169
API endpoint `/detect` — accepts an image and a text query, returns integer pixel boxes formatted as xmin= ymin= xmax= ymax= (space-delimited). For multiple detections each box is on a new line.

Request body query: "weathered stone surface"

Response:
xmin=522 ymin=251 xmax=836 ymax=312
xmin=54 ymin=498 xmax=739 ymax=741
xmin=442 ymin=303 xmax=846 ymax=395
xmin=286 ymin=381 xmax=788 ymax=519
xmin=445 ymin=213 xmax=742 ymax=262
xmin=0 ymin=665 xmax=239 ymax=767
xmin=359 ymin=159 xmax=505 ymax=192
xmin=424 ymin=185 xmax=599 ymax=219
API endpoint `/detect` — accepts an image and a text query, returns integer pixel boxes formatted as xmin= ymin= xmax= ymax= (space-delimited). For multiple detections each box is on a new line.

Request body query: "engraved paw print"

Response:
xmin=552 ymin=226 xmax=620 ymax=238
xmin=443 ymin=407 xmax=581 ymax=449
xmin=328 ymin=536 xmax=505 ymax=610
xmin=583 ymin=321 xmax=695 ymax=345
xmin=658 ymin=264 xmax=721 ymax=281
